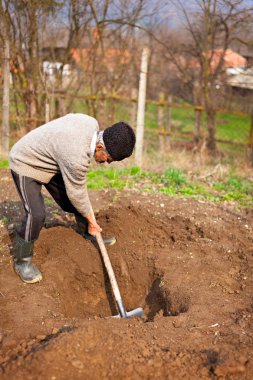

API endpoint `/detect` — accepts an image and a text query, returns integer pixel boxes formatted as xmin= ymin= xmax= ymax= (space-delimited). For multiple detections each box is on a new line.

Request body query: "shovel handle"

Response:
xmin=91 ymin=208 xmax=127 ymax=318
xmin=96 ymin=232 xmax=127 ymax=318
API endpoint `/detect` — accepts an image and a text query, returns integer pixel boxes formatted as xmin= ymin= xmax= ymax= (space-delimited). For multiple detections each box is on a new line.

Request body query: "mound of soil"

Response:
xmin=0 ymin=169 xmax=253 ymax=379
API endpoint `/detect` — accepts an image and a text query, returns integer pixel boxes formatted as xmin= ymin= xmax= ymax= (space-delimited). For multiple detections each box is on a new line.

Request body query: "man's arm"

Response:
xmin=59 ymin=160 xmax=102 ymax=236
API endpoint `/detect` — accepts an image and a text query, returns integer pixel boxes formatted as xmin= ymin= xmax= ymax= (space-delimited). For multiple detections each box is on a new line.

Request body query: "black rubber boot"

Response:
xmin=13 ymin=234 xmax=42 ymax=284
xmin=75 ymin=215 xmax=116 ymax=246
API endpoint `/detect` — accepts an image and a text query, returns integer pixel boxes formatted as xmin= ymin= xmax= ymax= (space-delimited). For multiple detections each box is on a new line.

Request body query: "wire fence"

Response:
xmin=1 ymin=90 xmax=253 ymax=163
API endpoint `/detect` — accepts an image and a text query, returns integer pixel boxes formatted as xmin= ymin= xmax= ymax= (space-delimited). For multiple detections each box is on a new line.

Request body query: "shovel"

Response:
xmin=92 ymin=209 xmax=144 ymax=318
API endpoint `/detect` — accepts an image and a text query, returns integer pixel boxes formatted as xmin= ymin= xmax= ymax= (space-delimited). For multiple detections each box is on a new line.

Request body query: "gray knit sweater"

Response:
xmin=9 ymin=113 xmax=99 ymax=217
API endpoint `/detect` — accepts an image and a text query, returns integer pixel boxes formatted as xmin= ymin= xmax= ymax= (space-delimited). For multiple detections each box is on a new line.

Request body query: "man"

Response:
xmin=9 ymin=113 xmax=136 ymax=284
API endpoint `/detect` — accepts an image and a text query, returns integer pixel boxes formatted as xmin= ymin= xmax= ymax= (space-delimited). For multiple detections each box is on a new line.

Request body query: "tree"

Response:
xmin=156 ymin=0 xmax=253 ymax=152
xmin=0 ymin=25 xmax=10 ymax=156
xmin=0 ymin=0 xmax=63 ymax=130
xmin=106 ymin=0 xmax=253 ymax=152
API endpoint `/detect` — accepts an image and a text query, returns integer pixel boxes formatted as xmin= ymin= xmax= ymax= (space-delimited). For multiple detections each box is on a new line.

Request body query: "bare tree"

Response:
xmin=105 ymin=0 xmax=253 ymax=152
xmin=72 ymin=1 xmax=150 ymax=98
xmin=41 ymin=1 xmax=148 ymax=117
xmin=0 ymin=24 xmax=10 ymax=156
xmin=0 ymin=0 xmax=63 ymax=131
xmin=155 ymin=0 xmax=253 ymax=151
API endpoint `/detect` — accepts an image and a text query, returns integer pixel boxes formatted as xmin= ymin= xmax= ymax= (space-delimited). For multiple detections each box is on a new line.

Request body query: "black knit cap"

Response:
xmin=103 ymin=122 xmax=136 ymax=161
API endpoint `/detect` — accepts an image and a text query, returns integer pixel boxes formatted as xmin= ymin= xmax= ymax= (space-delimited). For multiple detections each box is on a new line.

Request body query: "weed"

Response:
xmin=87 ymin=167 xmax=253 ymax=207
xmin=44 ymin=197 xmax=54 ymax=206
xmin=1 ymin=216 xmax=9 ymax=225
xmin=162 ymin=168 xmax=188 ymax=187
xmin=0 ymin=160 xmax=9 ymax=168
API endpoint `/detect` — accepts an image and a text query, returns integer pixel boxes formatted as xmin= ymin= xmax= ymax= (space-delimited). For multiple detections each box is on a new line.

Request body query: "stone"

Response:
xmin=36 ymin=335 xmax=46 ymax=340
xmin=71 ymin=359 xmax=84 ymax=370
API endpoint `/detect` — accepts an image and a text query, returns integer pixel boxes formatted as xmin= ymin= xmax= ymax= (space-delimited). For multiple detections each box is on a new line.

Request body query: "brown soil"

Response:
xmin=0 ymin=169 xmax=253 ymax=379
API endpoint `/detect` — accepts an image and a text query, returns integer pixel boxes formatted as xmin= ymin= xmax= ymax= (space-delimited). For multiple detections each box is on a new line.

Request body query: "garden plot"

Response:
xmin=0 ymin=170 xmax=253 ymax=379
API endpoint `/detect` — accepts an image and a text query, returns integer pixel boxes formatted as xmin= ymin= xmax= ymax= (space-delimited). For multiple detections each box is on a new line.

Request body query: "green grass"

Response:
xmin=0 ymin=216 xmax=9 ymax=225
xmin=216 ymin=112 xmax=250 ymax=143
xmin=87 ymin=166 xmax=253 ymax=206
xmin=44 ymin=197 xmax=55 ymax=206
xmin=0 ymin=160 xmax=9 ymax=168
xmin=141 ymin=102 xmax=251 ymax=158
xmin=145 ymin=103 xmax=158 ymax=129
xmin=212 ymin=177 xmax=253 ymax=205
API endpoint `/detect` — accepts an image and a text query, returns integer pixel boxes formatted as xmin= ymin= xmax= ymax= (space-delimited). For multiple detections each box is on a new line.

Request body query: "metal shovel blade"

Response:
xmin=113 ymin=307 xmax=144 ymax=319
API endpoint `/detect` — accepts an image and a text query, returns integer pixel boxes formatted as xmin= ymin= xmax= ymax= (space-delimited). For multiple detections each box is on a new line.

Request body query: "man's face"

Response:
xmin=94 ymin=143 xmax=113 ymax=164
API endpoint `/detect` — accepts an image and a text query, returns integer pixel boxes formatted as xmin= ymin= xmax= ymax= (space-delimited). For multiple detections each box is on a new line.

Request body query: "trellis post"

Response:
xmin=135 ymin=47 xmax=150 ymax=167
xmin=165 ymin=95 xmax=172 ymax=148
xmin=158 ymin=92 xmax=165 ymax=155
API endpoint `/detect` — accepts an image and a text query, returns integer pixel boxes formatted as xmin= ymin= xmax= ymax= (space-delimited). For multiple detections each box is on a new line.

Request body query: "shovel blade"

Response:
xmin=113 ymin=307 xmax=144 ymax=319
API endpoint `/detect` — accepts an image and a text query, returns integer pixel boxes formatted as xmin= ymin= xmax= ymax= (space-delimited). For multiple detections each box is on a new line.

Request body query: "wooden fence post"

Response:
xmin=158 ymin=92 xmax=165 ymax=155
xmin=248 ymin=114 xmax=253 ymax=166
xmin=166 ymin=95 xmax=172 ymax=148
xmin=194 ymin=105 xmax=203 ymax=145
xmin=54 ymin=97 xmax=60 ymax=118
xmin=130 ymin=88 xmax=138 ymax=129
xmin=45 ymin=102 xmax=50 ymax=123
xmin=135 ymin=47 xmax=150 ymax=167
xmin=59 ymin=96 xmax=66 ymax=116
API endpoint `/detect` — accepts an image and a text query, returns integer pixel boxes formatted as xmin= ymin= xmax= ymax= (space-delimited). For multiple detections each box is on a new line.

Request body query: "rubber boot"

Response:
xmin=13 ymin=234 xmax=42 ymax=284
xmin=75 ymin=215 xmax=116 ymax=246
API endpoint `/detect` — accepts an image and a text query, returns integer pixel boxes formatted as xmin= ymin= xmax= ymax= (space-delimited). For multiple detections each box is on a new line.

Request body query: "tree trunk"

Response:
xmin=27 ymin=85 xmax=37 ymax=130
xmin=1 ymin=37 xmax=10 ymax=156
xmin=194 ymin=106 xmax=202 ymax=146
xmin=206 ymin=108 xmax=216 ymax=152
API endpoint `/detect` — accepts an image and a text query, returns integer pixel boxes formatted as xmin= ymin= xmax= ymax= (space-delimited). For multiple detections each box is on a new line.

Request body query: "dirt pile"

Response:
xmin=1 ymin=184 xmax=253 ymax=379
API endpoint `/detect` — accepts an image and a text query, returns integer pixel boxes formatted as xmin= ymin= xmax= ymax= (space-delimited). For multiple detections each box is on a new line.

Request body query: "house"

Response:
xmin=233 ymin=46 xmax=253 ymax=67
xmin=42 ymin=61 xmax=73 ymax=89
xmin=226 ymin=67 xmax=253 ymax=92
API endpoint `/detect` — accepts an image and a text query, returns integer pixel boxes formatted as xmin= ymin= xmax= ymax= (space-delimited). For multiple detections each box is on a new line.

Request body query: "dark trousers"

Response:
xmin=11 ymin=170 xmax=84 ymax=241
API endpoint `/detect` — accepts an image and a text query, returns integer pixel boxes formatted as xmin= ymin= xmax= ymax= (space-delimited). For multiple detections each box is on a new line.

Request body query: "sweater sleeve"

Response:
xmin=59 ymin=157 xmax=92 ymax=218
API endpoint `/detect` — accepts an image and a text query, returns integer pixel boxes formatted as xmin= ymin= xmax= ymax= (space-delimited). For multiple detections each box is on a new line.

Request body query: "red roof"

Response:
xmin=71 ymin=48 xmax=131 ymax=70
xmin=210 ymin=49 xmax=246 ymax=69
xmin=167 ymin=49 xmax=247 ymax=73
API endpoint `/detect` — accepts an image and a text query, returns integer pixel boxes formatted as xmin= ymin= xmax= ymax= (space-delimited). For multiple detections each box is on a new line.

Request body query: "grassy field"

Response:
xmin=144 ymin=102 xmax=251 ymax=143
xmin=86 ymin=166 xmax=253 ymax=207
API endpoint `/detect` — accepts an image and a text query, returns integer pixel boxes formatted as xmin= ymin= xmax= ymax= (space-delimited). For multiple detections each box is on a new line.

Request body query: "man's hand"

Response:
xmin=86 ymin=213 xmax=102 ymax=237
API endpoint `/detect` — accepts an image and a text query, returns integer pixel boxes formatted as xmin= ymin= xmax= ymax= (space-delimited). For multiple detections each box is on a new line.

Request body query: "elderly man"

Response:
xmin=9 ymin=113 xmax=136 ymax=284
